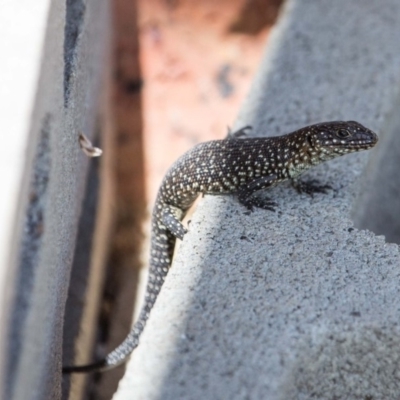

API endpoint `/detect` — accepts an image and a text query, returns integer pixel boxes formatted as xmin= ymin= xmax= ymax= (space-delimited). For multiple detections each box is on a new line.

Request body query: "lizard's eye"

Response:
xmin=336 ymin=129 xmax=351 ymax=139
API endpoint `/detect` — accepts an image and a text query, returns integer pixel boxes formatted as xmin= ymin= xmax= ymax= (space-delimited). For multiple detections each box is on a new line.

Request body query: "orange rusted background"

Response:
xmin=138 ymin=0 xmax=282 ymax=203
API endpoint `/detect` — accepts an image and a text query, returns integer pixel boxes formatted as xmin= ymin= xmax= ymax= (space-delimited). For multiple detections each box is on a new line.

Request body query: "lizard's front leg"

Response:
xmin=237 ymin=174 xmax=278 ymax=211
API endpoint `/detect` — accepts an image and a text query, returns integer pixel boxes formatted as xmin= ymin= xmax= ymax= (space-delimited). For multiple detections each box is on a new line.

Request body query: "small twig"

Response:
xmin=79 ymin=132 xmax=103 ymax=157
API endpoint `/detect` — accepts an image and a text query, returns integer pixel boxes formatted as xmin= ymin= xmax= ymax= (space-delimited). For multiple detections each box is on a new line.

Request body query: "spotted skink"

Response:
xmin=63 ymin=120 xmax=378 ymax=373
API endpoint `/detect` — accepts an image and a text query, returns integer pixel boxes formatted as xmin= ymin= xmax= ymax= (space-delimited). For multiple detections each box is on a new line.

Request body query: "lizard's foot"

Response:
xmin=227 ymin=125 xmax=253 ymax=139
xmin=240 ymin=196 xmax=277 ymax=212
xmin=292 ymin=179 xmax=332 ymax=197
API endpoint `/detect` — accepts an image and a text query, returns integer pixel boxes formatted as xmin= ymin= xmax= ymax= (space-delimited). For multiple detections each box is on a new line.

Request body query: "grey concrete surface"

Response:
xmin=0 ymin=1 xmax=53 ymax=389
xmin=0 ymin=1 xmax=110 ymax=399
xmin=113 ymin=0 xmax=400 ymax=399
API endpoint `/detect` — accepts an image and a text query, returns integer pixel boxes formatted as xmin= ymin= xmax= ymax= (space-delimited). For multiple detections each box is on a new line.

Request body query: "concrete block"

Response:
xmin=113 ymin=0 xmax=400 ymax=399
xmin=0 ymin=1 xmax=110 ymax=399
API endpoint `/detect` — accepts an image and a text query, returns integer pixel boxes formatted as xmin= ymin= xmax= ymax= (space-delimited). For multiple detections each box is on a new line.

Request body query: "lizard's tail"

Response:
xmin=62 ymin=222 xmax=176 ymax=373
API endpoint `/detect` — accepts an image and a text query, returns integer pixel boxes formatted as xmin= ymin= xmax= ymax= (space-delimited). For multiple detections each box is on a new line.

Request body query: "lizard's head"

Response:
xmin=307 ymin=121 xmax=378 ymax=154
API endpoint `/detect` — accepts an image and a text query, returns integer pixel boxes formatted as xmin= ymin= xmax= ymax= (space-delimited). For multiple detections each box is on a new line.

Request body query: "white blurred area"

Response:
xmin=0 ymin=1 xmax=51 ymax=388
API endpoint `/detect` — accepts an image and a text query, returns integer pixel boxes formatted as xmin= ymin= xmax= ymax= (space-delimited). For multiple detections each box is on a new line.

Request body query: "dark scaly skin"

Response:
xmin=62 ymin=121 xmax=378 ymax=373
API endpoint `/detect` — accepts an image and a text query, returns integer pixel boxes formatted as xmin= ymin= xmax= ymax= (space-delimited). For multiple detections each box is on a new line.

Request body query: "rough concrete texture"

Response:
xmin=114 ymin=1 xmax=400 ymax=399
xmin=0 ymin=1 xmax=109 ymax=399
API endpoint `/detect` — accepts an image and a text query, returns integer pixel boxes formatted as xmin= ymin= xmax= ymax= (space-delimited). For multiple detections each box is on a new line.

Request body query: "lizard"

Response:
xmin=62 ymin=120 xmax=378 ymax=373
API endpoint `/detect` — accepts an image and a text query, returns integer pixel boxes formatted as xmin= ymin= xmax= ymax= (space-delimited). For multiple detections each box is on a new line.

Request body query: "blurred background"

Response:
xmin=137 ymin=0 xmax=282 ymax=201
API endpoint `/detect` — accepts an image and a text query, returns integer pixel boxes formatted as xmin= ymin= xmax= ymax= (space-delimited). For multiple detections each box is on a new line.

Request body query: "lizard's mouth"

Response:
xmin=329 ymin=133 xmax=378 ymax=151
xmin=345 ymin=141 xmax=377 ymax=149
xmin=325 ymin=139 xmax=378 ymax=154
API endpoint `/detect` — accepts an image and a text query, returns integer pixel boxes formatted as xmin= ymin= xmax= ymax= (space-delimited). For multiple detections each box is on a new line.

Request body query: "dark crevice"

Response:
xmin=61 ymin=133 xmax=101 ymax=400
xmin=86 ymin=0 xmax=146 ymax=397
xmin=64 ymin=0 xmax=86 ymax=106
xmin=5 ymin=114 xmax=52 ymax=399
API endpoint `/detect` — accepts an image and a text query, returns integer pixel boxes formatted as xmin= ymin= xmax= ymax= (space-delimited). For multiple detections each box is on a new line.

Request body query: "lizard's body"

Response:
xmin=63 ymin=121 xmax=377 ymax=373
